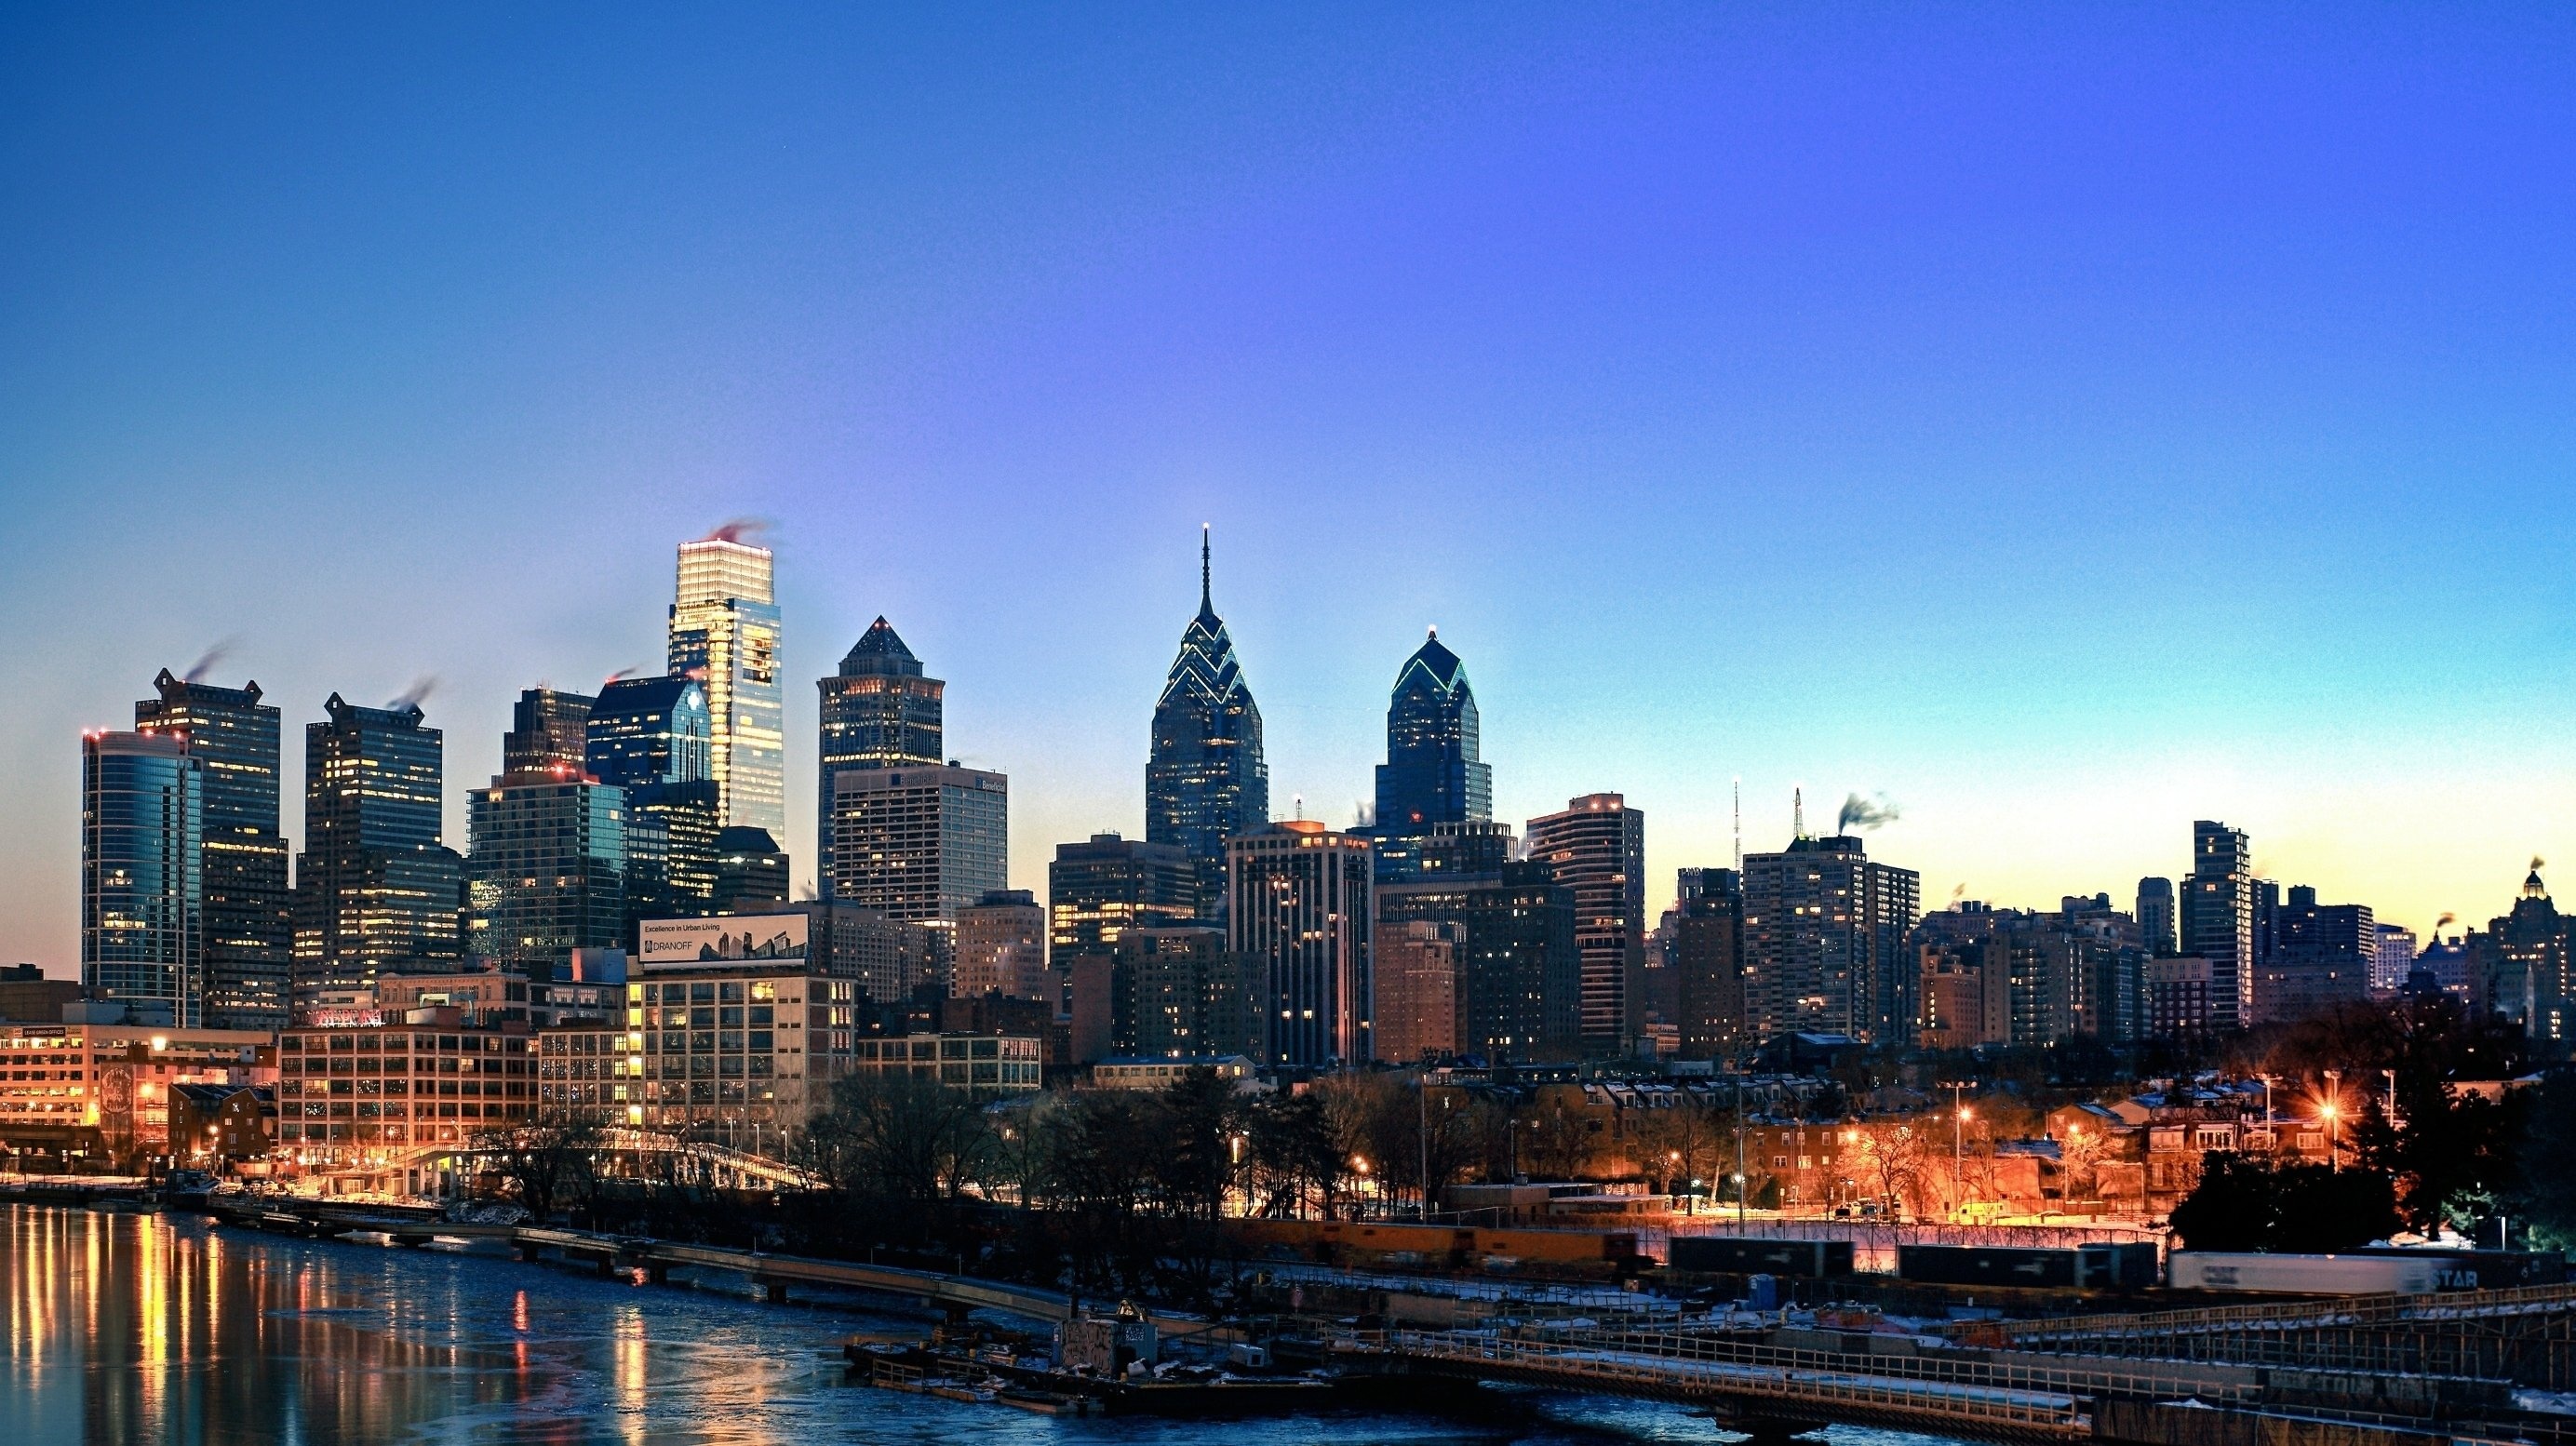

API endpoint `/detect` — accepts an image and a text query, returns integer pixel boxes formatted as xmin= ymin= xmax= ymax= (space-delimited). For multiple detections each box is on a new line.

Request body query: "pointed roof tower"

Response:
xmin=1161 ymin=527 xmax=1251 ymax=709
xmin=839 ymin=616 xmax=926 ymax=677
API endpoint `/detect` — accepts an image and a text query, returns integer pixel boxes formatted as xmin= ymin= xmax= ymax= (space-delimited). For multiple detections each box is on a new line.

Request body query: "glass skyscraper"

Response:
xmin=1526 ymin=792 xmax=1650 ymax=1056
xmin=1147 ymin=529 xmax=1268 ymax=906
xmin=82 ymin=730 xmax=204 ymax=1027
xmin=668 ymin=532 xmax=784 ymax=837
xmin=135 ymin=669 xmax=290 ymax=1032
xmin=467 ymin=754 xmax=627 ymax=975
xmin=817 ymin=616 xmax=944 ymax=894
xmin=1370 ymin=627 xmax=1493 ymax=881
xmin=1226 ymin=820 xmax=1373 ymax=1067
xmin=587 ymin=676 xmax=718 ymax=925
xmin=293 ymin=694 xmax=463 ymax=1000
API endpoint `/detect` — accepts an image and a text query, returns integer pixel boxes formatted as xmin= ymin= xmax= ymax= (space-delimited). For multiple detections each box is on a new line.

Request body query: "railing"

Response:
xmin=1987 ymin=1279 xmax=2576 ymax=1344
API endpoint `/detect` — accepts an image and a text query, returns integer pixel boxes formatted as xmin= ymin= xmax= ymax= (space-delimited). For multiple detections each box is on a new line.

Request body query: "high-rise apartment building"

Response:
xmin=828 ymin=765 xmax=1007 ymax=928
xmin=817 ymin=617 xmax=944 ymax=892
xmin=1672 ymin=869 xmax=1746 ymax=1061
xmin=1372 ymin=920 xmax=1461 ymax=1063
xmin=467 ymin=700 xmax=628 ymax=977
xmin=1373 ymin=823 xmax=1581 ymax=1063
xmin=955 ymin=889 xmax=1049 ymax=1001
xmin=1525 ymin=794 xmax=1647 ymax=1056
xmin=1918 ymin=939 xmax=2010 ymax=1050
xmin=2181 ymin=821 xmax=2254 ymax=1031
xmin=1227 ymin=820 xmax=1372 ymax=1067
xmin=1111 ymin=926 xmax=1262 ymax=1061
xmin=1048 ymin=833 xmax=1203 ymax=971
xmin=135 ymin=670 xmax=290 ymax=1032
xmin=1370 ymin=629 xmax=1492 ymax=881
xmin=2137 ymin=877 xmax=2178 ymax=957
xmin=294 ymin=695 xmax=463 ymax=1002
xmin=2253 ymin=884 xmax=2375 ymax=1024
xmin=667 ymin=531 xmax=784 ymax=837
xmin=82 ymin=730 xmax=204 ymax=1027
xmin=2371 ymin=924 xmax=2419 ymax=996
xmin=1739 ymin=832 xmax=1921 ymax=1044
xmin=1147 ymin=530 xmax=1268 ymax=912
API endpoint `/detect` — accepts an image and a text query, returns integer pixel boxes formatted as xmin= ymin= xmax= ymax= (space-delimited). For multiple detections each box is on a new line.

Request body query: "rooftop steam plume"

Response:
xmin=182 ymin=636 xmax=240 ymax=684
xmin=1837 ymin=792 xmax=1900 ymax=833
xmin=700 ymin=516 xmax=773 ymax=546
xmin=388 ymin=676 xmax=438 ymax=710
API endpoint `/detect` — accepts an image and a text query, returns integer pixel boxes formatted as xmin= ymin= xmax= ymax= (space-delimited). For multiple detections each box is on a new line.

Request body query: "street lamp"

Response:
xmin=2321 ymin=1067 xmax=2343 ymax=1172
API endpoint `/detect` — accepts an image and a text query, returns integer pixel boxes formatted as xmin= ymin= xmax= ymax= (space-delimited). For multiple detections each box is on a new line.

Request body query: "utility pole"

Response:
xmin=1735 ymin=1068 xmax=1748 ymax=1225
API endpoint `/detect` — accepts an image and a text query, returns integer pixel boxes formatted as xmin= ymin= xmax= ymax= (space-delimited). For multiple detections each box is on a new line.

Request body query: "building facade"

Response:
xmin=1373 ymin=824 xmax=1581 ymax=1063
xmin=1048 ymin=833 xmax=1203 ymax=971
xmin=1227 ymin=820 xmax=1373 ymax=1067
xmin=1111 ymin=926 xmax=1262 ymax=1060
xmin=1372 ymin=920 xmax=1461 ymax=1063
xmin=0 ymin=1022 xmax=274 ymax=1168
xmin=1525 ymin=794 xmax=1648 ymax=1056
xmin=667 ymin=532 xmax=785 ymax=837
xmin=81 ymin=730 xmax=205 ymax=1028
xmin=1672 ymin=872 xmax=1747 ymax=1060
xmin=627 ymin=961 xmax=866 ymax=1150
xmin=817 ymin=617 xmax=945 ymax=892
xmin=2254 ymin=885 xmax=2376 ymax=1025
xmin=466 ymin=762 xmax=627 ymax=977
xmin=827 ymin=764 xmax=1007 ymax=927
xmin=277 ymin=1014 xmax=535 ymax=1157
xmin=135 ymin=670 xmax=291 ymax=1032
xmin=293 ymin=694 xmax=463 ymax=1003
xmin=501 ymin=688 xmax=594 ymax=774
xmin=1147 ymin=531 xmax=1268 ymax=913
xmin=1370 ymin=629 xmax=1492 ymax=881
xmin=955 ymin=889 xmax=1049 ymax=1001
xmin=1739 ymin=833 xmax=1922 ymax=1045
xmin=844 ymin=1032 xmax=1043 ymax=1100
xmin=2181 ymin=821 xmax=2255 ymax=1031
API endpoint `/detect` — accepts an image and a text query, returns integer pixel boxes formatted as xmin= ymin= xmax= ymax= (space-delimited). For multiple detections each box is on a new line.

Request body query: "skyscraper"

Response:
xmin=1373 ymin=823 xmax=1582 ymax=1064
xmin=817 ymin=617 xmax=944 ymax=893
xmin=954 ymin=889 xmax=1048 ymax=1001
xmin=81 ymin=730 xmax=204 ymax=1027
xmin=1372 ymin=920 xmax=1462 ymax=1063
xmin=713 ymin=827 xmax=792 ymax=913
xmin=1672 ymin=868 xmax=1746 ymax=1061
xmin=2181 ymin=821 xmax=2254 ymax=1031
xmin=501 ymin=688 xmax=595 ymax=774
xmin=294 ymin=694 xmax=463 ymax=1001
xmin=135 ymin=670 xmax=290 ymax=1032
xmin=827 ymin=764 xmax=1008 ymax=928
xmin=668 ymin=529 xmax=784 ymax=837
xmin=586 ymin=676 xmax=713 ymax=788
xmin=1147 ymin=529 xmax=1268 ymax=909
xmin=2253 ymin=884 xmax=2376 ymax=1025
xmin=1047 ymin=833 xmax=1203 ymax=970
xmin=1227 ymin=819 xmax=1372 ymax=1067
xmin=468 ymin=693 xmax=628 ymax=976
xmin=2370 ymin=923 xmax=2418 ymax=996
xmin=587 ymin=676 xmax=718 ymax=927
xmin=1739 ymin=832 xmax=1922 ymax=1044
xmin=2489 ymin=866 xmax=2567 ymax=1040
xmin=1370 ymin=628 xmax=1492 ymax=881
xmin=1525 ymin=793 xmax=1648 ymax=1056
xmin=2136 ymin=877 xmax=2178 ymax=957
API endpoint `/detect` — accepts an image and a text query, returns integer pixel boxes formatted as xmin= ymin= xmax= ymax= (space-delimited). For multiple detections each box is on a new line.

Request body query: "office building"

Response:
xmin=587 ymin=676 xmax=719 ymax=929
xmin=1372 ymin=920 xmax=1461 ymax=1063
xmin=2254 ymin=885 xmax=2376 ymax=1024
xmin=293 ymin=694 xmax=463 ymax=1002
xmin=828 ymin=765 xmax=1007 ymax=927
xmin=624 ymin=960 xmax=869 ymax=1149
xmin=0 ymin=965 xmax=81 ymax=1024
xmin=1048 ymin=833 xmax=1203 ymax=973
xmin=2489 ymin=866 xmax=2568 ymax=1040
xmin=1227 ymin=820 xmax=1373 ymax=1067
xmin=1370 ymin=628 xmax=1492 ymax=881
xmin=2181 ymin=821 xmax=2255 ymax=1030
xmin=466 ymin=737 xmax=628 ymax=976
xmin=277 ymin=1016 xmax=534 ymax=1158
xmin=817 ymin=617 xmax=945 ymax=891
xmin=667 ymin=530 xmax=784 ymax=837
xmin=501 ymin=688 xmax=594 ymax=774
xmin=2371 ymin=924 xmax=2419 ymax=996
xmin=81 ymin=730 xmax=205 ymax=1028
xmin=586 ymin=676 xmax=713 ymax=788
xmin=1374 ymin=823 xmax=1581 ymax=1063
xmin=135 ymin=670 xmax=291 ymax=1032
xmin=2137 ymin=877 xmax=2178 ymax=957
xmin=1672 ymin=869 xmax=1746 ymax=1060
xmin=713 ymin=827 xmax=790 ymax=913
xmin=1147 ymin=530 xmax=1268 ymax=909
xmin=1525 ymin=794 xmax=1648 ymax=1055
xmin=0 ymin=1020 xmax=273 ymax=1169
xmin=955 ymin=889 xmax=1049 ymax=1001
xmin=1739 ymin=832 xmax=1922 ymax=1044
xmin=844 ymin=1032 xmax=1044 ymax=1101
xmin=1112 ymin=926 xmax=1263 ymax=1061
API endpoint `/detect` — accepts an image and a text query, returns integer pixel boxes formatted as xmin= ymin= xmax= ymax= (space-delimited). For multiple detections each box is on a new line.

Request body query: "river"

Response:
xmin=3 ymin=1203 xmax=1978 ymax=1446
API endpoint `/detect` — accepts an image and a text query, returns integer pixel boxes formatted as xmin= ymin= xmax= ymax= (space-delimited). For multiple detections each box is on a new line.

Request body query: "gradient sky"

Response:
xmin=5 ymin=5 xmax=2572 ymax=977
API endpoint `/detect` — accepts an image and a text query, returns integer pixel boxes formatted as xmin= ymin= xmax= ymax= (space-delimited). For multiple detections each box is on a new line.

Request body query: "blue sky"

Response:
xmin=5 ymin=4 xmax=2572 ymax=973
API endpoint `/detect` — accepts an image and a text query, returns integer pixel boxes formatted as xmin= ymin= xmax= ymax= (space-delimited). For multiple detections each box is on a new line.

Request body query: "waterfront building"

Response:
xmin=465 ymin=716 xmax=627 ymax=977
xmin=1372 ymin=920 xmax=1461 ymax=1063
xmin=955 ymin=889 xmax=1049 ymax=1001
xmin=1111 ymin=926 xmax=1262 ymax=1060
xmin=667 ymin=530 xmax=784 ymax=837
xmin=0 ymin=1020 xmax=274 ymax=1169
xmin=844 ymin=1032 xmax=1043 ymax=1100
xmin=827 ymin=764 xmax=1007 ymax=929
xmin=1147 ymin=530 xmax=1268 ymax=912
xmin=1738 ymin=832 xmax=1922 ymax=1045
xmin=816 ymin=617 xmax=944 ymax=891
xmin=2181 ymin=821 xmax=2255 ymax=1031
xmin=1369 ymin=628 xmax=1492 ymax=881
xmin=81 ymin=730 xmax=204 ymax=1028
xmin=535 ymin=1024 xmax=629 ymax=1121
xmin=1373 ymin=823 xmax=1581 ymax=1063
xmin=293 ymin=694 xmax=463 ymax=1003
xmin=1525 ymin=794 xmax=1648 ymax=1056
xmin=167 ymin=1083 xmax=276 ymax=1169
xmin=2253 ymin=885 xmax=2376 ymax=1024
xmin=276 ymin=1014 xmax=533 ymax=1158
xmin=713 ymin=826 xmax=790 ymax=912
xmin=624 ymin=959 xmax=868 ymax=1149
xmin=1048 ymin=833 xmax=1203 ymax=974
xmin=1226 ymin=820 xmax=1372 ymax=1067
xmin=135 ymin=670 xmax=291 ymax=1033
xmin=1672 ymin=869 xmax=1746 ymax=1060
xmin=500 ymin=688 xmax=594 ymax=774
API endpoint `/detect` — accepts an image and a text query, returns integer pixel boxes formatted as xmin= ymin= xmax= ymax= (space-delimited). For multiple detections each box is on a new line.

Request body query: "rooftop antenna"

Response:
xmin=1201 ymin=523 xmax=1212 ymax=611
xmin=1792 ymin=785 xmax=1805 ymax=840
xmin=1294 ymin=792 xmax=1304 ymax=821
xmin=1733 ymin=777 xmax=1742 ymax=872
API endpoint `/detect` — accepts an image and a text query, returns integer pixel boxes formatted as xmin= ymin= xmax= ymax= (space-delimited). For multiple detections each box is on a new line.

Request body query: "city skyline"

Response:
xmin=8 ymin=7 xmax=2576 ymax=971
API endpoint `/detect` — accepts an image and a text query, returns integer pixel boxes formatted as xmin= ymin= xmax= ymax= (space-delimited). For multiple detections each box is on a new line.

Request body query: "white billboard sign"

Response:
xmin=638 ymin=914 xmax=809 ymax=969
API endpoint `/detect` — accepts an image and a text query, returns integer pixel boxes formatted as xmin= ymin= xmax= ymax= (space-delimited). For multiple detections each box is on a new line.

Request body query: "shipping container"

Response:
xmin=2167 ymin=1252 xmax=2441 ymax=1295
xmin=1897 ymin=1245 xmax=2077 ymax=1288
xmin=1667 ymin=1237 xmax=1856 ymax=1278
xmin=2348 ymin=1248 xmax=2566 ymax=1291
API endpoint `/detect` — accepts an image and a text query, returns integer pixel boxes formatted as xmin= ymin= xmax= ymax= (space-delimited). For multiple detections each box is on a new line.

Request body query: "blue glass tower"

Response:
xmin=1147 ymin=529 xmax=1268 ymax=909
xmin=1371 ymin=627 xmax=1492 ymax=880
xmin=81 ymin=730 xmax=205 ymax=1027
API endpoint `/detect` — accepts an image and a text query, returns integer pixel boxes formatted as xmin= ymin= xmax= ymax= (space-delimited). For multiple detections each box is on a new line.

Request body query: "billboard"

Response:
xmin=638 ymin=914 xmax=809 ymax=969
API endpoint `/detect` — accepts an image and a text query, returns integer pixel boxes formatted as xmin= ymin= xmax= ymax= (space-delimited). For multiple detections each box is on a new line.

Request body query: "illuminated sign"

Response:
xmin=638 ymin=915 xmax=809 ymax=968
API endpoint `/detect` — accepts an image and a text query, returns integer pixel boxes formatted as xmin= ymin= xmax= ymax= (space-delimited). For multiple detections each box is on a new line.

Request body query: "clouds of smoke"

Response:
xmin=2434 ymin=911 xmax=2457 ymax=934
xmin=603 ymin=665 xmax=642 ymax=687
xmin=1837 ymin=792 xmax=1899 ymax=833
xmin=388 ymin=676 xmax=439 ymax=710
xmin=701 ymin=516 xmax=773 ymax=545
xmin=183 ymin=636 xmax=241 ymax=684
xmin=1949 ymin=881 xmax=1967 ymax=902
xmin=2535 ymin=855 xmax=2548 ymax=872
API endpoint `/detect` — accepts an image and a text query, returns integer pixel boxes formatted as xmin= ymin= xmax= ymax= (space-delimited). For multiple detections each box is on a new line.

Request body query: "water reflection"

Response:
xmin=3 ymin=1203 xmax=1982 ymax=1446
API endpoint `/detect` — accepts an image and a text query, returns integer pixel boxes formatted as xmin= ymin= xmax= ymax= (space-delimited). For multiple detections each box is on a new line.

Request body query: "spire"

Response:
xmin=1200 ymin=524 xmax=1213 ymax=616
xmin=1793 ymin=786 xmax=1805 ymax=840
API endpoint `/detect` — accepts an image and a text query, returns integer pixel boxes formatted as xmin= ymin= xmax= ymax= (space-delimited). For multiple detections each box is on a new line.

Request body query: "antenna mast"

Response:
xmin=1732 ymin=777 xmax=1742 ymax=872
xmin=1793 ymin=785 xmax=1805 ymax=840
